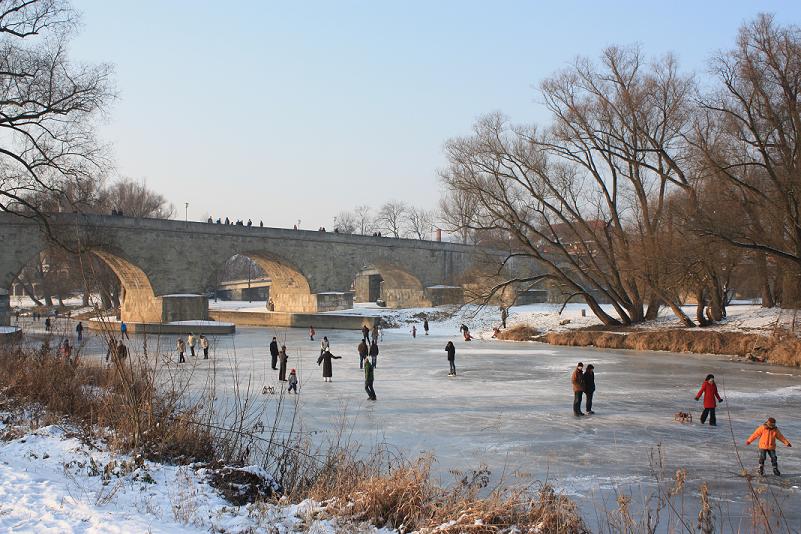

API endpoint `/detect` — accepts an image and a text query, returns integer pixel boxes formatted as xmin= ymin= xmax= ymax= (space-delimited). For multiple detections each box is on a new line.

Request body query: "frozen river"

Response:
xmin=17 ymin=316 xmax=801 ymax=529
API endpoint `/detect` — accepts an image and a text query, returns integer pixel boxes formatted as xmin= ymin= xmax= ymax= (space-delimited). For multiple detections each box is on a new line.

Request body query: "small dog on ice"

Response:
xmin=262 ymin=385 xmax=275 ymax=395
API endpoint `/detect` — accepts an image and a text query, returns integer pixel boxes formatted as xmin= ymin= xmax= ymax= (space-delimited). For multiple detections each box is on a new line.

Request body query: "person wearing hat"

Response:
xmin=278 ymin=345 xmax=289 ymax=381
xmin=269 ymin=336 xmax=280 ymax=370
xmin=746 ymin=417 xmax=792 ymax=476
xmin=695 ymin=374 xmax=723 ymax=426
xmin=364 ymin=356 xmax=377 ymax=401
xmin=288 ymin=369 xmax=298 ymax=394
xmin=571 ymin=362 xmax=585 ymax=416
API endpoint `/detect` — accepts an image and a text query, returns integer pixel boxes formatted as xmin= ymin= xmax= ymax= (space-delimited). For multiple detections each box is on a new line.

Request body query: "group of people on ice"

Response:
xmin=174 ymin=333 xmax=210 ymax=363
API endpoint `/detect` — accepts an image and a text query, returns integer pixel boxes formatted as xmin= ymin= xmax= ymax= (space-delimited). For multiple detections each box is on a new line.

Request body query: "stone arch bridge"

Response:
xmin=0 ymin=212 xmax=489 ymax=325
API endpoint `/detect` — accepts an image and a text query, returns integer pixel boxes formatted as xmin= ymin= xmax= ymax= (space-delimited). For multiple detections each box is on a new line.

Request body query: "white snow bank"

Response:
xmin=0 ymin=417 xmax=396 ymax=533
xmin=0 ymin=326 xmax=20 ymax=335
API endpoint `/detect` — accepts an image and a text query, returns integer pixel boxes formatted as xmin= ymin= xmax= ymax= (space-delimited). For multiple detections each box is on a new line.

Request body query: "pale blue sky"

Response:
xmin=70 ymin=1 xmax=799 ymax=229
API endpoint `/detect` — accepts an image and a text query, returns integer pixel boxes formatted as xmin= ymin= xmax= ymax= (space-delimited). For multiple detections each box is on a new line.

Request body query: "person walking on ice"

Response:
xmin=317 ymin=349 xmax=341 ymax=382
xmin=288 ymin=369 xmax=298 ymax=393
xmin=278 ymin=345 xmax=289 ymax=381
xmin=320 ymin=336 xmax=330 ymax=356
xmin=358 ymin=339 xmax=368 ymax=369
xmin=445 ymin=341 xmax=456 ymax=376
xmin=411 ymin=325 xmax=417 ymax=338
xmin=200 ymin=334 xmax=210 ymax=359
xmin=423 ymin=318 xmax=429 ymax=335
xmin=188 ymin=333 xmax=196 ymax=357
xmin=269 ymin=336 xmax=279 ymax=370
xmin=695 ymin=374 xmax=723 ymax=426
xmin=120 ymin=321 xmax=130 ymax=340
xmin=76 ymin=321 xmax=83 ymax=342
xmin=176 ymin=337 xmax=186 ymax=364
xmin=369 ymin=339 xmax=379 ymax=369
xmin=571 ymin=362 xmax=585 ymax=416
xmin=309 ymin=325 xmax=315 ymax=341
xmin=364 ymin=356 xmax=377 ymax=400
xmin=746 ymin=417 xmax=792 ymax=476
xmin=584 ymin=364 xmax=596 ymax=414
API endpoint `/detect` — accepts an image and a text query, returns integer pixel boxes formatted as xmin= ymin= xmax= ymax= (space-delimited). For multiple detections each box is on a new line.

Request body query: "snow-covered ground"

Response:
xmin=0 ymin=417 xmax=395 ymax=533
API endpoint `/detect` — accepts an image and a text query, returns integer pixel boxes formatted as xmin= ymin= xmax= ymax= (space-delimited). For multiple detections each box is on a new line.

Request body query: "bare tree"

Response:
xmin=439 ymin=188 xmax=480 ymax=244
xmin=0 ymin=0 xmax=114 ymax=229
xmin=334 ymin=210 xmax=357 ymax=234
xmin=375 ymin=201 xmax=408 ymax=238
xmin=694 ymin=14 xmax=801 ymax=307
xmin=101 ymin=178 xmax=174 ymax=218
xmin=406 ymin=206 xmax=435 ymax=240
xmin=353 ymin=204 xmax=374 ymax=235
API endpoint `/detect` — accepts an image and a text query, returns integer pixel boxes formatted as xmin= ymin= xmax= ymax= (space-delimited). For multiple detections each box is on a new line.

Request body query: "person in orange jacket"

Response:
xmin=695 ymin=374 xmax=723 ymax=426
xmin=746 ymin=417 xmax=792 ymax=476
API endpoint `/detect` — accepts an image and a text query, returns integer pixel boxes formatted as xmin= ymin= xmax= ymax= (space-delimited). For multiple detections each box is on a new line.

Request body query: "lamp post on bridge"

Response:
xmin=184 ymin=202 xmax=189 ymax=222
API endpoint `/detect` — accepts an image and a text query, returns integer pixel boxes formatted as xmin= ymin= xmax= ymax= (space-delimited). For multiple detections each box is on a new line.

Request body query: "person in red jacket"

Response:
xmin=695 ymin=374 xmax=723 ymax=426
xmin=746 ymin=417 xmax=792 ymax=476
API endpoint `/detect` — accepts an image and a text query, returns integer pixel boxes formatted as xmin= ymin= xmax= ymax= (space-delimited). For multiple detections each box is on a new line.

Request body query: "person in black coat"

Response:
xmin=584 ymin=364 xmax=596 ymax=414
xmin=361 ymin=325 xmax=370 ymax=343
xmin=269 ymin=337 xmax=280 ymax=370
xmin=445 ymin=341 xmax=456 ymax=376
xmin=317 ymin=350 xmax=341 ymax=382
xmin=369 ymin=339 xmax=379 ymax=369
xmin=278 ymin=345 xmax=289 ymax=381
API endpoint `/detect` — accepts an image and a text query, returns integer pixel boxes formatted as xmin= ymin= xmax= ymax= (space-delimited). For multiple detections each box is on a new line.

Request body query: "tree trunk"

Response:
xmin=780 ymin=265 xmax=801 ymax=309
xmin=755 ymin=253 xmax=775 ymax=308
xmin=644 ymin=296 xmax=662 ymax=321
xmin=582 ymin=293 xmax=622 ymax=326
xmin=695 ymin=288 xmax=710 ymax=327
xmin=17 ymin=278 xmax=43 ymax=307
xmin=655 ymin=288 xmax=695 ymax=327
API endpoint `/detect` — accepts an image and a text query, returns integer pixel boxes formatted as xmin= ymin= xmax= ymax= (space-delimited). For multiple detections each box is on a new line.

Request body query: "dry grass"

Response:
xmin=495 ymin=325 xmax=541 ymax=341
xmin=536 ymin=329 xmax=801 ymax=367
xmin=0 ymin=340 xmax=214 ymax=462
xmin=306 ymin=455 xmax=587 ymax=533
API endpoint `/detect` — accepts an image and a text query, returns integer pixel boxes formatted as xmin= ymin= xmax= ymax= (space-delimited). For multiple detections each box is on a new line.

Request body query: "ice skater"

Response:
xmin=445 ymin=341 xmax=456 ymax=376
xmin=571 ymin=362 xmax=585 ymax=416
xmin=317 ymin=349 xmax=341 ymax=382
xmin=288 ymin=369 xmax=298 ymax=393
xmin=320 ymin=336 xmax=330 ymax=356
xmin=364 ymin=356 xmax=377 ymax=400
xmin=746 ymin=417 xmax=792 ymax=476
xmin=695 ymin=374 xmax=723 ymax=426
xmin=269 ymin=336 xmax=280 ymax=370
xmin=459 ymin=323 xmax=472 ymax=341
xmin=411 ymin=325 xmax=417 ymax=338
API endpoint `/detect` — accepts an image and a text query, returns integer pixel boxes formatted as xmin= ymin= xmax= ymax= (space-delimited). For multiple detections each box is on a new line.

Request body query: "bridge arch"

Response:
xmin=9 ymin=246 xmax=161 ymax=323
xmin=352 ymin=261 xmax=431 ymax=308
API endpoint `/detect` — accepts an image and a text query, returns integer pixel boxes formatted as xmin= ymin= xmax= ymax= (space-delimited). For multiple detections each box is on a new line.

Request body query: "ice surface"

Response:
xmin=18 ymin=315 xmax=799 ymax=526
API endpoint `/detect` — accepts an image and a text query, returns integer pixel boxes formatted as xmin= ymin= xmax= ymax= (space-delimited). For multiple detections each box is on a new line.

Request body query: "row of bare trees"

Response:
xmin=440 ymin=14 xmax=798 ymax=326
xmin=334 ymin=202 xmax=437 ymax=239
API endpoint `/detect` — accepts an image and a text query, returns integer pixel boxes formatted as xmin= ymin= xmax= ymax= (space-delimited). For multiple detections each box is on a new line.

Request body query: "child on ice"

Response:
xmin=288 ymin=369 xmax=298 ymax=394
xmin=746 ymin=417 xmax=792 ymax=476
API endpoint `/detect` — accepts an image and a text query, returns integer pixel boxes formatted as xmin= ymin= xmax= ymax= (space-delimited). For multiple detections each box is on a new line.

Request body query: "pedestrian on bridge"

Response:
xmin=269 ymin=336 xmax=280 ymax=370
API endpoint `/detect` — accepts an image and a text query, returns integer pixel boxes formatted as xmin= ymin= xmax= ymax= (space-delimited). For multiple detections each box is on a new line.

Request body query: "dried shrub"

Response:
xmin=495 ymin=325 xmax=540 ymax=341
xmin=536 ymin=329 xmax=801 ymax=367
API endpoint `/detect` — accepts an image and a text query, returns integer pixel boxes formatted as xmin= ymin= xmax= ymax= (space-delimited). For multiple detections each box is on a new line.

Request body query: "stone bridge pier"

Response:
xmin=0 ymin=213 xmax=487 ymax=325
